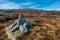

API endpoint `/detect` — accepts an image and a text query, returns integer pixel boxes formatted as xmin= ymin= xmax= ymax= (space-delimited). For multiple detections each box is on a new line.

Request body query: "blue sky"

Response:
xmin=0 ymin=0 xmax=60 ymax=10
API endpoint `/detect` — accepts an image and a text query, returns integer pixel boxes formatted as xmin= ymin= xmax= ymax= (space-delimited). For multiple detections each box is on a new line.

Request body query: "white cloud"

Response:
xmin=28 ymin=2 xmax=60 ymax=10
xmin=0 ymin=0 xmax=9 ymax=2
xmin=44 ymin=2 xmax=60 ymax=10
xmin=0 ymin=1 xmax=34 ymax=9
xmin=29 ymin=5 xmax=41 ymax=9
xmin=41 ymin=0 xmax=52 ymax=3
xmin=0 ymin=2 xmax=20 ymax=9
xmin=0 ymin=0 xmax=20 ymax=9
xmin=20 ymin=2 xmax=33 ymax=6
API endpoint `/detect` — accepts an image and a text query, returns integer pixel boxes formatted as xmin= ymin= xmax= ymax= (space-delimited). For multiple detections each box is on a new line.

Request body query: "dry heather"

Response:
xmin=0 ymin=13 xmax=60 ymax=40
xmin=16 ymin=13 xmax=60 ymax=40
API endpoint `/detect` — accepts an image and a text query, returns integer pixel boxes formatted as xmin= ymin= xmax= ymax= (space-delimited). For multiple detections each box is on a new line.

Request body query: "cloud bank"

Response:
xmin=0 ymin=0 xmax=60 ymax=10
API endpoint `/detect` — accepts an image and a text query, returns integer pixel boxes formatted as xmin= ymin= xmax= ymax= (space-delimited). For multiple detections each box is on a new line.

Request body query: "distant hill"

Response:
xmin=0 ymin=9 xmax=60 ymax=14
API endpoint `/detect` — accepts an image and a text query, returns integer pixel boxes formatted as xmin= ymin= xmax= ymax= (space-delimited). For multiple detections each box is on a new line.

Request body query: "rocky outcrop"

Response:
xmin=5 ymin=14 xmax=32 ymax=40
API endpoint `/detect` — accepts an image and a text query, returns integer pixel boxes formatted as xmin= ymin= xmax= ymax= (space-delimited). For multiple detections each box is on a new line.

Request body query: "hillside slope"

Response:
xmin=0 ymin=9 xmax=60 ymax=40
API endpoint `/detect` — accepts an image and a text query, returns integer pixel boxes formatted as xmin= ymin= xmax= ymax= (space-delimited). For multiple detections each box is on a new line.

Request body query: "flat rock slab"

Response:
xmin=5 ymin=25 xmax=22 ymax=40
